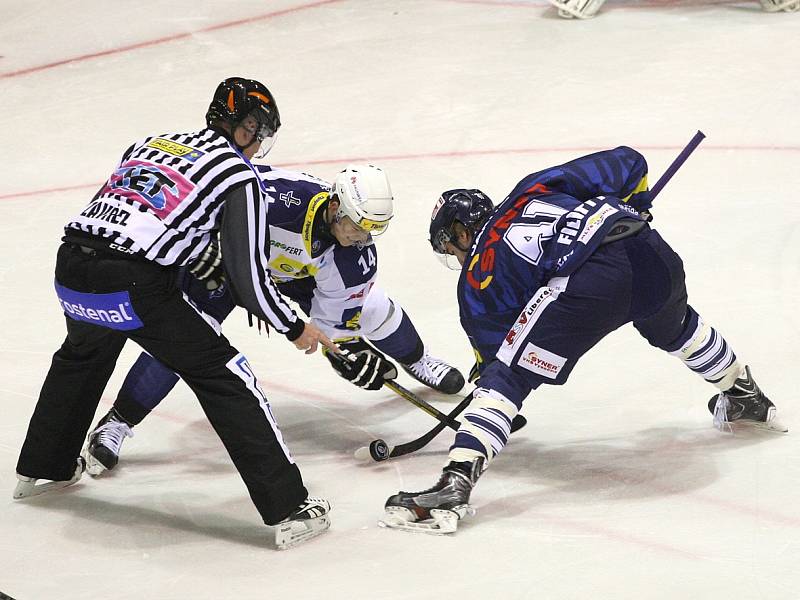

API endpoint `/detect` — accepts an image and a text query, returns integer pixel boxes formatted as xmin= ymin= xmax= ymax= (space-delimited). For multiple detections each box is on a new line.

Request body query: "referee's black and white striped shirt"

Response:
xmin=65 ymin=128 xmax=303 ymax=338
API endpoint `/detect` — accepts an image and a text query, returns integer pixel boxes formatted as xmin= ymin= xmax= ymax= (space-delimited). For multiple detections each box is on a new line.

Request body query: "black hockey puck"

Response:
xmin=369 ymin=439 xmax=390 ymax=461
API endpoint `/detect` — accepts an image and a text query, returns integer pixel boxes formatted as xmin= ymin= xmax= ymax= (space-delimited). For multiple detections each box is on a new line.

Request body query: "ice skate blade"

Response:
xmin=744 ymin=418 xmax=788 ymax=434
xmin=714 ymin=417 xmax=788 ymax=435
xmin=378 ymin=506 xmax=474 ymax=535
xmin=274 ymin=515 xmax=330 ymax=550
xmin=13 ymin=459 xmax=85 ymax=500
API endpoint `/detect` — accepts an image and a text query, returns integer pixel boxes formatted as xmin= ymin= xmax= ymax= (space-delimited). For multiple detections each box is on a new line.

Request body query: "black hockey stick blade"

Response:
xmin=386 ymin=395 xmax=473 ymax=459
xmin=355 ymin=411 xmax=527 ymax=463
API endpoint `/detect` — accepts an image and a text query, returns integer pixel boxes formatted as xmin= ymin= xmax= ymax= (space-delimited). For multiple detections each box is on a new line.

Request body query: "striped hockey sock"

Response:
xmin=448 ymin=388 xmax=518 ymax=463
xmin=669 ymin=316 xmax=742 ymax=391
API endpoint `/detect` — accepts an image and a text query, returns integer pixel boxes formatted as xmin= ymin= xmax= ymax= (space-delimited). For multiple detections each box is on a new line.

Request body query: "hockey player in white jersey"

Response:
xmin=14 ymin=77 xmax=336 ymax=549
xmin=82 ymin=163 xmax=465 ymax=475
xmin=549 ymin=0 xmax=798 ymax=18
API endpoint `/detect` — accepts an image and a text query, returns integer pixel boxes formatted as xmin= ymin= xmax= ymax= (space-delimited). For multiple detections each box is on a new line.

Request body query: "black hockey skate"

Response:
xmin=401 ymin=349 xmax=465 ymax=395
xmin=708 ymin=366 xmax=786 ymax=433
xmin=83 ymin=408 xmax=134 ymax=476
xmin=379 ymin=458 xmax=484 ymax=534
xmin=274 ymin=497 xmax=331 ymax=550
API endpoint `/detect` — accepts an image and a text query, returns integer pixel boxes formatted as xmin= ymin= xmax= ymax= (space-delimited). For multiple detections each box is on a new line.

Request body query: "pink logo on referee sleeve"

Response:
xmin=102 ymin=160 xmax=195 ymax=219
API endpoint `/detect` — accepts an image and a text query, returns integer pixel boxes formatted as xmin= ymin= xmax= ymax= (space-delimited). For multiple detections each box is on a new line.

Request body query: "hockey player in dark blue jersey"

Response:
xmin=83 ymin=164 xmax=465 ymax=475
xmin=380 ymin=146 xmax=785 ymax=534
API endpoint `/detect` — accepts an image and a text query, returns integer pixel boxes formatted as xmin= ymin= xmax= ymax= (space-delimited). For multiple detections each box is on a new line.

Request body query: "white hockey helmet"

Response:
xmin=331 ymin=164 xmax=394 ymax=236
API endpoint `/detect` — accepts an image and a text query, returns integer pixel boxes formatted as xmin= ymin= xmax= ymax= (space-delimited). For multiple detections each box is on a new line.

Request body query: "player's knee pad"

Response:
xmin=448 ymin=388 xmax=519 ymax=463
xmin=359 ymin=287 xmax=403 ymax=340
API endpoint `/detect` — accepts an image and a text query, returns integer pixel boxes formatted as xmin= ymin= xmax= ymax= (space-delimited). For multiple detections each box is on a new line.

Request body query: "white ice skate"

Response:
xmin=274 ymin=496 xmax=331 ymax=550
xmin=13 ymin=458 xmax=85 ymax=499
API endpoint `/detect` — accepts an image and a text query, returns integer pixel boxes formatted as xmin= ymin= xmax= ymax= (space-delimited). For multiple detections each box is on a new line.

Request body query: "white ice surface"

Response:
xmin=1 ymin=1 xmax=799 ymax=599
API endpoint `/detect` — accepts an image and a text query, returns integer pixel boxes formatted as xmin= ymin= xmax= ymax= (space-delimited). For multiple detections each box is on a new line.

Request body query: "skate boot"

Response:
xmin=274 ymin=496 xmax=331 ymax=550
xmin=379 ymin=458 xmax=484 ymax=534
xmin=548 ymin=0 xmax=606 ymax=19
xmin=13 ymin=457 xmax=86 ymax=499
xmin=401 ymin=349 xmax=465 ymax=394
xmin=760 ymin=0 xmax=800 ymax=12
xmin=83 ymin=408 xmax=134 ymax=476
xmin=708 ymin=365 xmax=787 ymax=433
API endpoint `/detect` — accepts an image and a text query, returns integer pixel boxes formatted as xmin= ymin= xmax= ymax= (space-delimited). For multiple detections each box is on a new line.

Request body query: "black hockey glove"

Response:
xmin=326 ymin=339 xmax=398 ymax=391
xmin=189 ymin=235 xmax=225 ymax=291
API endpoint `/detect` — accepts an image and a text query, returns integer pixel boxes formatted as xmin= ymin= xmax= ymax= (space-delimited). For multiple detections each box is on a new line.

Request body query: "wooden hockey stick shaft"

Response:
xmin=383 ymin=379 xmax=461 ymax=428
xmin=329 ymin=350 xmax=479 ymax=431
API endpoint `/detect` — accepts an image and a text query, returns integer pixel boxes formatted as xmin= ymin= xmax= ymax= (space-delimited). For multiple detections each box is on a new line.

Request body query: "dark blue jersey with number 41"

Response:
xmin=459 ymin=146 xmax=651 ymax=373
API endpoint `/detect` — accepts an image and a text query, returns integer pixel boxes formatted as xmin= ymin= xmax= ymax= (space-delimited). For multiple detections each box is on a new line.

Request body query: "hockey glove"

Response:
xmin=326 ymin=338 xmax=398 ymax=391
xmin=189 ymin=235 xmax=225 ymax=291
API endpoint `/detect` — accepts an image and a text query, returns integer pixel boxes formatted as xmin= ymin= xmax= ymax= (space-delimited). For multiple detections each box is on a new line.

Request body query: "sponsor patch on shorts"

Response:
xmin=516 ymin=342 xmax=567 ymax=379
xmin=55 ymin=283 xmax=143 ymax=330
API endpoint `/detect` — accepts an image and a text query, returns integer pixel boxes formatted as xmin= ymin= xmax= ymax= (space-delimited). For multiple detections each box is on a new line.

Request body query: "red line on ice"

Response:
xmin=0 ymin=0 xmax=343 ymax=80
xmin=2 ymin=144 xmax=798 ymax=202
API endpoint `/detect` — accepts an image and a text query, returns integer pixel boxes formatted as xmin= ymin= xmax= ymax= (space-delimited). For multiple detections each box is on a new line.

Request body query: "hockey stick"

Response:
xmin=649 ymin=130 xmax=706 ymax=201
xmin=354 ymin=393 xmax=473 ymax=462
xmin=351 ymin=134 xmax=705 ymax=463
xmin=329 ymin=350 xmax=518 ymax=435
xmin=352 ymin=132 xmax=707 ymax=462
xmin=354 ymin=385 xmax=528 ymax=463
xmin=385 ymin=378 xmax=526 ymax=434
xmin=383 ymin=379 xmax=463 ymax=429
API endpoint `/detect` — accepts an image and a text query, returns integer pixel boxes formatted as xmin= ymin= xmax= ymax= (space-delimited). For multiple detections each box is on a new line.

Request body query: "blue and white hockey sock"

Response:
xmin=448 ymin=388 xmax=519 ymax=464
xmin=669 ymin=313 xmax=742 ymax=391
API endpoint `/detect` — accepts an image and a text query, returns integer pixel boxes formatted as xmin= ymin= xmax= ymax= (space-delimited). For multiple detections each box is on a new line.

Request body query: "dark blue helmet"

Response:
xmin=429 ymin=189 xmax=495 ymax=254
xmin=205 ymin=77 xmax=281 ymax=143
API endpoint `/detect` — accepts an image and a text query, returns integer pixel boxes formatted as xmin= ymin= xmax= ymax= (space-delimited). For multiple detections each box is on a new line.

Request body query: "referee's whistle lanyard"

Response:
xmin=231 ymin=142 xmax=268 ymax=195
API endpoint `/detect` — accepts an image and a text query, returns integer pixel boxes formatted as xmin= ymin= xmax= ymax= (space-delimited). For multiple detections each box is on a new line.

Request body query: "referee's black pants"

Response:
xmin=16 ymin=243 xmax=307 ymax=525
